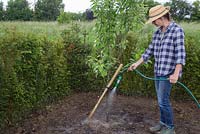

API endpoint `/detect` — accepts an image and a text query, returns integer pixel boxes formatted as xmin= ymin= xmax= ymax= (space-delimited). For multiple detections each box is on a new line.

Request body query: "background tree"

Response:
xmin=191 ymin=0 xmax=200 ymax=21
xmin=34 ymin=0 xmax=64 ymax=21
xmin=164 ymin=0 xmax=192 ymax=21
xmin=0 ymin=1 xmax=4 ymax=20
xmin=6 ymin=0 xmax=33 ymax=21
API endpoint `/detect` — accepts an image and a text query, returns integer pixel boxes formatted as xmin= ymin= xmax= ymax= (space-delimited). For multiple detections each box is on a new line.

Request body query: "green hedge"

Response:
xmin=0 ymin=24 xmax=103 ymax=130
xmin=0 ymin=29 xmax=70 ymax=129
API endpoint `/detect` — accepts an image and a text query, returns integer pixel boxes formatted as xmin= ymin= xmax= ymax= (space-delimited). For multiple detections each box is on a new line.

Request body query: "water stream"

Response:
xmin=84 ymin=87 xmax=118 ymax=128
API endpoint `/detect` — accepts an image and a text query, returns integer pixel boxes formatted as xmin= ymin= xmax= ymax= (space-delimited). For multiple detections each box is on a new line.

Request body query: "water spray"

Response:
xmin=106 ymin=74 xmax=123 ymax=122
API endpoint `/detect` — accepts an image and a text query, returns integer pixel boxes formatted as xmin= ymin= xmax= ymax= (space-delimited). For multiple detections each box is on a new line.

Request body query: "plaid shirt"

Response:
xmin=142 ymin=22 xmax=186 ymax=76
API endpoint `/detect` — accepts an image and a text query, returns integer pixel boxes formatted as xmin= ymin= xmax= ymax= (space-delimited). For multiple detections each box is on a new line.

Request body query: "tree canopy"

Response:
xmin=34 ymin=0 xmax=64 ymax=21
xmin=165 ymin=0 xmax=192 ymax=21
xmin=6 ymin=0 xmax=33 ymax=21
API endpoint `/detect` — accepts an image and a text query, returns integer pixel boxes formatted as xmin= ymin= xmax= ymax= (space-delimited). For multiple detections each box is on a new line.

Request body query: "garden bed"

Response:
xmin=5 ymin=92 xmax=200 ymax=134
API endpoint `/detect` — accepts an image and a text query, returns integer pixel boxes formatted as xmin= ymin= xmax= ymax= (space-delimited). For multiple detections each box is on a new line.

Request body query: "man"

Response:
xmin=128 ymin=5 xmax=186 ymax=134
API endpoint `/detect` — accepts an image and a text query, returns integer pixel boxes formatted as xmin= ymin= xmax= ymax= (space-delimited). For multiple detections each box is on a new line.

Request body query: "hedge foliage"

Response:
xmin=0 ymin=28 xmax=70 ymax=129
xmin=0 ymin=24 xmax=102 ymax=130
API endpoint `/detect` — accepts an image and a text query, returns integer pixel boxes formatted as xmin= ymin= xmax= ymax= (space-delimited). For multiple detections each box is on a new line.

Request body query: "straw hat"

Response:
xmin=146 ymin=5 xmax=170 ymax=24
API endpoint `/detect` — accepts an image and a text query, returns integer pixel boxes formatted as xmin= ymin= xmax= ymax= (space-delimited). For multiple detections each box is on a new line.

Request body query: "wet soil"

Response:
xmin=5 ymin=92 xmax=200 ymax=134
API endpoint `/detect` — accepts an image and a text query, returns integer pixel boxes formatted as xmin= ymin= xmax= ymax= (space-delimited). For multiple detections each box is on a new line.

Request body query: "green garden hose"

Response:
xmin=115 ymin=65 xmax=200 ymax=109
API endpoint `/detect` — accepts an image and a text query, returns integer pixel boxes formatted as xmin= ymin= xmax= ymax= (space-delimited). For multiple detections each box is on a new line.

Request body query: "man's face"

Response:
xmin=152 ymin=18 xmax=163 ymax=27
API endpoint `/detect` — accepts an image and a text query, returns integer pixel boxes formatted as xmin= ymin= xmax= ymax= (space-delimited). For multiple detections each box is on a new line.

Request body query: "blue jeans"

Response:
xmin=155 ymin=76 xmax=174 ymax=129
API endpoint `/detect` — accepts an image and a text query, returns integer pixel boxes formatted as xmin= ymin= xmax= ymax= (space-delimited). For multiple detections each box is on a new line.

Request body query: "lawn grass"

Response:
xmin=0 ymin=21 xmax=95 ymax=40
xmin=180 ymin=22 xmax=200 ymax=33
xmin=0 ymin=21 xmax=199 ymax=44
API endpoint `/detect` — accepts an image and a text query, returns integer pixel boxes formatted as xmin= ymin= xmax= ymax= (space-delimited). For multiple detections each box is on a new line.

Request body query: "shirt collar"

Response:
xmin=158 ymin=21 xmax=174 ymax=33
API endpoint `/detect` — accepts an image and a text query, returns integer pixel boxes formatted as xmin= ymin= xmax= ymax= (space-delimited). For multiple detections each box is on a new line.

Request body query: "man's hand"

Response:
xmin=169 ymin=74 xmax=179 ymax=83
xmin=128 ymin=58 xmax=144 ymax=71
xmin=169 ymin=64 xmax=182 ymax=83
xmin=128 ymin=63 xmax=139 ymax=71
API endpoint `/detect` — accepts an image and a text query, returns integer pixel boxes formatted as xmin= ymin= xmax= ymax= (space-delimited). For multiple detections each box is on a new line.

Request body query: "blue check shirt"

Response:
xmin=142 ymin=22 xmax=186 ymax=76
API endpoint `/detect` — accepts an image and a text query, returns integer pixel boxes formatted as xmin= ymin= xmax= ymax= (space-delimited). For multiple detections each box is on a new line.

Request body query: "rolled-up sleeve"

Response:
xmin=142 ymin=42 xmax=154 ymax=63
xmin=174 ymin=28 xmax=186 ymax=65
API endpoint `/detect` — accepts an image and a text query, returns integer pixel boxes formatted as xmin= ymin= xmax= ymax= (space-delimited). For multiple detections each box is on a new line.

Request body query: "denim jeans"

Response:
xmin=155 ymin=76 xmax=174 ymax=129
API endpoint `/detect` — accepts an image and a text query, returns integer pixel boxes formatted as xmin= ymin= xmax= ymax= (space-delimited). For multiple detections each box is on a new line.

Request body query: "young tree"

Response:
xmin=34 ymin=0 xmax=64 ymax=21
xmin=138 ymin=0 xmax=160 ymax=18
xmin=140 ymin=0 xmax=160 ymax=10
xmin=6 ymin=0 xmax=33 ymax=21
xmin=88 ymin=0 xmax=147 ymax=77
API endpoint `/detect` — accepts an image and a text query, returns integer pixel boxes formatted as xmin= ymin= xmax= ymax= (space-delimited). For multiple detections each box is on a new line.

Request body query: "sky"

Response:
xmin=0 ymin=0 xmax=196 ymax=13
xmin=0 ymin=0 xmax=92 ymax=12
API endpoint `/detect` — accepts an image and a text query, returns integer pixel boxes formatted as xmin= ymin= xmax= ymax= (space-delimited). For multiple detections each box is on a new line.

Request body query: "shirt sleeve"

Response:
xmin=174 ymin=28 xmax=186 ymax=65
xmin=142 ymin=40 xmax=154 ymax=63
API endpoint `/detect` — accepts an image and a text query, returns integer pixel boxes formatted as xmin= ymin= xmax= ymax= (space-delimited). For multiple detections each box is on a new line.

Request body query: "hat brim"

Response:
xmin=145 ymin=6 xmax=170 ymax=24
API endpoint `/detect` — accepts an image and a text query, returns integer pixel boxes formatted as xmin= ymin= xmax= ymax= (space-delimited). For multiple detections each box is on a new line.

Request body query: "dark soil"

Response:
xmin=5 ymin=92 xmax=200 ymax=134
